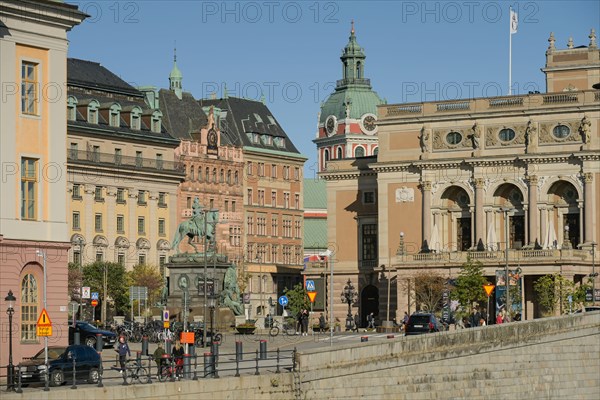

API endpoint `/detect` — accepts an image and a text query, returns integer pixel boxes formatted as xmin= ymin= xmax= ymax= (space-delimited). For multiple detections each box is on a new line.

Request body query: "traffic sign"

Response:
xmin=91 ymin=292 xmax=99 ymax=300
xmin=36 ymin=308 xmax=52 ymax=337
xmin=307 ymin=292 xmax=317 ymax=303
xmin=278 ymin=295 xmax=289 ymax=307
xmin=82 ymin=287 xmax=91 ymax=299
xmin=305 ymin=280 xmax=316 ymax=292
xmin=483 ymin=284 xmax=495 ymax=297
xmin=163 ymin=309 xmax=170 ymax=329
xmin=91 ymin=299 xmax=98 ymax=307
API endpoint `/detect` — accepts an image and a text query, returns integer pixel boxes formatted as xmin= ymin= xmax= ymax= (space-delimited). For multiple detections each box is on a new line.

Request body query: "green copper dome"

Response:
xmin=320 ymin=22 xmax=383 ymax=123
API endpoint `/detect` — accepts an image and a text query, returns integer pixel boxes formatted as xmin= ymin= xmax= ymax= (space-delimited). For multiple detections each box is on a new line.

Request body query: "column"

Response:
xmin=485 ymin=208 xmax=492 ymax=249
xmin=83 ymin=184 xmax=95 ymax=263
xmin=584 ymin=173 xmax=594 ymax=244
xmin=523 ymin=205 xmax=529 ymax=246
xmin=128 ymin=189 xmax=139 ymax=268
xmin=579 ymin=202 xmax=584 ymax=247
xmin=475 ymin=178 xmax=485 ymax=247
xmin=528 ymin=175 xmax=539 ymax=245
xmin=540 ymin=206 xmax=547 ymax=248
xmin=149 ymin=191 xmax=158 ymax=264
xmin=470 ymin=207 xmax=475 ymax=248
xmin=422 ymin=181 xmax=432 ymax=250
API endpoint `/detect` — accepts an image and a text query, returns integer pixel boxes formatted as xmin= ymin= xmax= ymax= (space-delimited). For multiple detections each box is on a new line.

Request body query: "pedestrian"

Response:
xmin=115 ymin=335 xmax=130 ymax=377
xmin=318 ymin=313 xmax=326 ymax=332
xmin=402 ymin=311 xmax=409 ymax=327
xmin=296 ymin=310 xmax=302 ymax=334
xmin=153 ymin=342 xmax=166 ymax=377
xmin=496 ymin=311 xmax=503 ymax=325
xmin=479 ymin=317 xmax=486 ymax=327
xmin=354 ymin=313 xmax=360 ymax=331
xmin=468 ymin=308 xmax=480 ymax=328
xmin=172 ymin=340 xmax=184 ymax=378
xmin=301 ymin=309 xmax=309 ymax=336
xmin=367 ymin=312 xmax=375 ymax=329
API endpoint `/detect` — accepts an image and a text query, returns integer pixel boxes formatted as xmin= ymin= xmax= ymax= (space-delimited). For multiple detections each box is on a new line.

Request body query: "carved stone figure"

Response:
xmin=171 ymin=197 xmax=215 ymax=253
xmin=579 ymin=115 xmax=591 ymax=144
xmin=419 ymin=128 xmax=430 ymax=153
xmin=469 ymin=122 xmax=481 ymax=149
xmin=525 ymin=120 xmax=537 ymax=151
xmin=220 ymin=263 xmax=244 ymax=316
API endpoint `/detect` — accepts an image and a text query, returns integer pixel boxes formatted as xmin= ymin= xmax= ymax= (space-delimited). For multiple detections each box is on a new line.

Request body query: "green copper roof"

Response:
xmin=304 ymin=219 xmax=328 ymax=251
xmin=304 ymin=178 xmax=327 ymax=209
xmin=170 ymin=61 xmax=182 ymax=79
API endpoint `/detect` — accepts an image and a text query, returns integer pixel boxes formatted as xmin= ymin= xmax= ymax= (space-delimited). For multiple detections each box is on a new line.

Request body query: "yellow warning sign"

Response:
xmin=37 ymin=308 xmax=52 ymax=326
xmin=37 ymin=326 xmax=52 ymax=337
xmin=307 ymin=292 xmax=317 ymax=303
xmin=483 ymin=284 xmax=495 ymax=297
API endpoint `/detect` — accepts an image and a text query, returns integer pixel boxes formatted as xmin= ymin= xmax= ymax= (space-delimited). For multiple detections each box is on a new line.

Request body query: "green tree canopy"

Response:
xmin=283 ymin=283 xmax=310 ymax=318
xmin=128 ymin=264 xmax=163 ymax=307
xmin=451 ymin=256 xmax=488 ymax=310
xmin=82 ymin=261 xmax=130 ymax=315
xmin=534 ymin=273 xmax=590 ymax=315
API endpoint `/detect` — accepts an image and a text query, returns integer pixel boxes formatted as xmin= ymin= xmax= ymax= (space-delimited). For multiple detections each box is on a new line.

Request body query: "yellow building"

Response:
xmin=66 ymin=59 xmax=184 ymax=272
xmin=321 ymin=31 xmax=599 ymax=325
xmin=0 ymin=0 xmax=86 ymax=372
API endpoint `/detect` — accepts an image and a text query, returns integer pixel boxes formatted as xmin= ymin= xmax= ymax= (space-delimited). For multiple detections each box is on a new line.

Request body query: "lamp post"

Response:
xmin=202 ymin=204 xmax=219 ymax=348
xmin=501 ymin=208 xmax=513 ymax=320
xmin=340 ymin=279 xmax=358 ymax=331
xmin=76 ymin=237 xmax=85 ymax=322
xmin=208 ymin=294 xmax=216 ymax=342
xmin=5 ymin=290 xmax=16 ymax=391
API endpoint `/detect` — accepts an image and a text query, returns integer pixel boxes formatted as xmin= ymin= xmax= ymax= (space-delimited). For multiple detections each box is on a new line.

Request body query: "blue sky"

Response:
xmin=68 ymin=1 xmax=599 ymax=174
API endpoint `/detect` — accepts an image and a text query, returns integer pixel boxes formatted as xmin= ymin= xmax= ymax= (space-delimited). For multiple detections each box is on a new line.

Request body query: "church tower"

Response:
xmin=169 ymin=47 xmax=183 ymax=99
xmin=314 ymin=22 xmax=385 ymax=172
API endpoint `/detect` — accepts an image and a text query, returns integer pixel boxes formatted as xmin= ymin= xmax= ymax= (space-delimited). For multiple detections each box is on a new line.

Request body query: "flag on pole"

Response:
xmin=510 ymin=8 xmax=518 ymax=34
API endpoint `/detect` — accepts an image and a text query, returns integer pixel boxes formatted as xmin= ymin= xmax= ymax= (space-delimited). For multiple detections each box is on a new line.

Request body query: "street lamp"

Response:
xmin=379 ymin=263 xmax=395 ymax=330
xmin=340 ymin=279 xmax=358 ymax=331
xmin=202 ymin=205 xmax=219 ymax=348
xmin=501 ymin=208 xmax=513 ymax=320
xmin=208 ymin=294 xmax=216 ymax=343
xmin=5 ymin=290 xmax=16 ymax=391
xmin=76 ymin=237 xmax=85 ymax=322
xmin=36 ymin=249 xmax=49 ymax=391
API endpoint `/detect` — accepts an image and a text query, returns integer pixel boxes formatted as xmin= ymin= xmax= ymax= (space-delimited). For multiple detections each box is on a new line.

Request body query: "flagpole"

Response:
xmin=509 ymin=6 xmax=512 ymax=95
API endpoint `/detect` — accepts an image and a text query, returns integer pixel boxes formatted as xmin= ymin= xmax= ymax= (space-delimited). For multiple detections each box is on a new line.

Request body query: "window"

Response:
xmin=212 ymin=168 xmax=217 ymax=182
xmin=117 ymin=253 xmax=125 ymax=265
xmin=151 ymin=116 xmax=161 ymax=133
xmin=95 ymin=213 xmax=103 ymax=232
xmin=138 ymin=190 xmax=147 ymax=205
xmin=227 ymin=170 xmax=232 ymax=184
xmin=209 ymin=198 xmax=214 ymax=209
xmin=91 ymin=145 xmax=100 ymax=162
xmin=498 ymin=128 xmax=516 ymax=142
xmin=94 ymin=186 xmax=104 ymax=202
xmin=295 ymin=194 xmax=300 ymax=209
xmin=88 ymin=102 xmax=99 ymax=124
xmin=355 ymin=146 xmax=365 ymax=158
xmin=271 ymin=245 xmax=278 ymax=264
xmin=72 ymin=184 xmax=81 ymax=200
xmin=20 ymin=274 xmax=38 ymax=341
xmin=247 ymin=216 xmax=254 ymax=235
xmin=247 ymin=161 xmax=253 ymax=176
xmin=553 ymin=124 xmax=571 ymax=139
xmin=67 ymin=96 xmax=77 ymax=121
xmin=271 ymin=216 xmax=278 ymax=236
xmin=158 ymin=192 xmax=167 ymax=207
xmin=73 ymin=250 xmax=81 ymax=265
xmin=109 ymin=104 xmax=120 ymax=127
xmin=114 ymin=148 xmax=122 ymax=165
xmin=159 ymin=256 xmax=166 ymax=276
xmin=206 ymin=167 xmax=210 ymax=182
xmin=272 ymin=191 xmax=277 ymax=207
xmin=336 ymin=147 xmax=343 ymax=159
xmin=231 ymin=201 xmax=236 ymax=212
xmin=271 ymin=164 xmax=277 ymax=179
xmin=224 ymin=200 xmax=229 ymax=212
xmin=70 ymin=143 xmax=78 ymax=160
xmin=446 ymin=131 xmax=463 ymax=145
xmin=138 ymin=217 xmax=145 ymax=234
xmin=247 ymin=189 xmax=253 ymax=205
xmin=294 ymin=220 xmax=301 ymax=238
xmin=258 ymin=163 xmax=265 ymax=177
xmin=135 ymin=151 xmax=143 ymax=168
xmin=21 ymin=158 xmax=37 ymax=220
xmin=234 ymin=171 xmax=239 ymax=185
xmin=257 ymin=216 xmax=266 ymax=236
xmin=363 ymin=191 xmax=375 ymax=204
xmin=220 ymin=169 xmax=224 ymax=183
xmin=96 ymin=252 xmax=104 ymax=262
xmin=158 ymin=218 xmax=166 ymax=236
xmin=131 ymin=109 xmax=141 ymax=130
xmin=258 ymin=190 xmax=265 ymax=206
xmin=283 ymin=166 xmax=290 ymax=180
xmin=138 ymin=254 xmax=146 ymax=265
xmin=21 ymin=62 xmax=38 ymax=114
xmin=283 ymin=218 xmax=292 ymax=238
xmin=116 ymin=188 xmax=126 ymax=203
xmin=117 ymin=215 xmax=125 ymax=233
xmin=72 ymin=212 xmax=80 ymax=230
xmin=156 ymin=153 xmax=163 ymax=170
xmin=362 ymin=224 xmax=378 ymax=260
xmin=197 ymin=166 xmax=202 ymax=181
xmin=294 ymin=167 xmax=300 ymax=180
xmin=284 ymin=193 xmax=290 ymax=209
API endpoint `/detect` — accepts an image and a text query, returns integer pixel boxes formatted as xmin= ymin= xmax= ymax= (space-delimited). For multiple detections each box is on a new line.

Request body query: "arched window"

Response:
xmin=324 ymin=149 xmax=330 ymax=161
xmin=190 ymin=165 xmax=195 ymax=181
xmin=206 ymin=167 xmax=210 ymax=182
xmin=21 ymin=274 xmax=38 ymax=341
xmin=220 ymin=169 xmax=224 ymax=183
xmin=373 ymin=147 xmax=379 ymax=155
xmin=234 ymin=171 xmax=239 ymax=185
xmin=337 ymin=147 xmax=343 ymax=159
xmin=355 ymin=146 xmax=365 ymax=158
xmin=198 ymin=166 xmax=203 ymax=181
xmin=227 ymin=170 xmax=232 ymax=184
xmin=212 ymin=168 xmax=217 ymax=182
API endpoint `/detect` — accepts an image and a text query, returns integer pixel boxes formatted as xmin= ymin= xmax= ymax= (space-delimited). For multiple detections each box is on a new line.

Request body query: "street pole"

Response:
xmin=78 ymin=238 xmax=84 ymax=322
xmin=592 ymin=242 xmax=597 ymax=305
xmin=36 ymin=250 xmax=49 ymax=391
xmin=328 ymin=250 xmax=334 ymax=346
xmin=5 ymin=290 xmax=16 ymax=391
xmin=102 ymin=264 xmax=107 ymax=325
xmin=203 ymin=207 xmax=208 ymax=347
xmin=502 ymin=208 xmax=512 ymax=320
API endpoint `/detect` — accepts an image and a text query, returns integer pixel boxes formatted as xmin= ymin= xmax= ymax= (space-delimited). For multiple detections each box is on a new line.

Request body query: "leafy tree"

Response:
xmin=451 ymin=256 xmax=488 ymax=310
xmin=128 ymin=264 xmax=163 ymax=308
xmin=401 ymin=270 xmax=446 ymax=312
xmin=67 ymin=263 xmax=83 ymax=302
xmin=82 ymin=261 xmax=130 ymax=315
xmin=534 ymin=273 xmax=584 ymax=315
xmin=283 ymin=283 xmax=310 ymax=318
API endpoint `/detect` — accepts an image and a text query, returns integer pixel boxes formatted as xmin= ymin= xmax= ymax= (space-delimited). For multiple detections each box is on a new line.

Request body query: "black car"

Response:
xmin=19 ymin=345 xmax=101 ymax=387
xmin=404 ymin=313 xmax=441 ymax=336
xmin=69 ymin=321 xmax=116 ymax=348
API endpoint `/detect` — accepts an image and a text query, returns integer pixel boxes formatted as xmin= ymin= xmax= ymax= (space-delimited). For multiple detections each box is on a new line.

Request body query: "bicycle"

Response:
xmin=125 ymin=359 xmax=150 ymax=385
xmin=269 ymin=319 xmax=297 ymax=337
xmin=157 ymin=357 xmax=183 ymax=382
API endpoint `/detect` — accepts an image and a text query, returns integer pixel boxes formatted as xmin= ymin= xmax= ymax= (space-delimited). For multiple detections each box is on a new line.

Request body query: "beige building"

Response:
xmin=320 ymin=31 xmax=600 ymax=325
xmin=66 ymin=59 xmax=184 ymax=272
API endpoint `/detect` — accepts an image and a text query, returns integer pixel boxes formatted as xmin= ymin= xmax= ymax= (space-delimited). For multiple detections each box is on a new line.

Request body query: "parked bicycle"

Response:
xmin=124 ymin=359 xmax=150 ymax=385
xmin=157 ymin=356 xmax=183 ymax=382
xmin=269 ymin=319 xmax=297 ymax=337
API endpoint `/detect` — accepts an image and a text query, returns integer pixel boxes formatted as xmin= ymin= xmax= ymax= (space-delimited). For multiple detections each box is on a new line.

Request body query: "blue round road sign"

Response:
xmin=278 ymin=295 xmax=289 ymax=307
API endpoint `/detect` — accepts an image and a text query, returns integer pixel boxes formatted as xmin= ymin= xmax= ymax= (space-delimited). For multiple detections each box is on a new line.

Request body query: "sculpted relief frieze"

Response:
xmin=485 ymin=124 xmax=527 ymax=148
xmin=433 ymin=128 xmax=471 ymax=150
xmin=539 ymin=120 xmax=581 ymax=144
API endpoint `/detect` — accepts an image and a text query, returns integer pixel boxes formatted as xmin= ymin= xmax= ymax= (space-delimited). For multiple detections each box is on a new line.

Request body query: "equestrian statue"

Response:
xmin=171 ymin=197 xmax=217 ymax=254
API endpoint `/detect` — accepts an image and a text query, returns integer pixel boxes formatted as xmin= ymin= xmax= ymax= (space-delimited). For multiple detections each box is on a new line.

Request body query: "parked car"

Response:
xmin=574 ymin=306 xmax=600 ymax=313
xmin=19 ymin=345 xmax=101 ymax=387
xmin=69 ymin=321 xmax=116 ymax=348
xmin=404 ymin=312 xmax=441 ymax=336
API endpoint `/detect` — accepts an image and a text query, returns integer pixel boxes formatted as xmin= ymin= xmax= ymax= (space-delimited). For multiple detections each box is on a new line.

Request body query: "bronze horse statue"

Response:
xmin=171 ymin=199 xmax=217 ymax=253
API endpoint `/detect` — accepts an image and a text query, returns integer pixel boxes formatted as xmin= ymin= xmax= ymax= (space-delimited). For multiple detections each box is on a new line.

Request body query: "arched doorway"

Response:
xmin=439 ymin=186 xmax=472 ymax=251
xmin=493 ymin=183 xmax=525 ymax=249
xmin=547 ymin=180 xmax=580 ymax=248
xmin=360 ymin=285 xmax=379 ymax=328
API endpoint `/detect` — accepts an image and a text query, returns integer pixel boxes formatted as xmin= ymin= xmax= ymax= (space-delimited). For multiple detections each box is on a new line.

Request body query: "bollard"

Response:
xmin=234 ymin=355 xmax=240 ymax=377
xmin=211 ymin=341 xmax=219 ymax=366
xmin=203 ymin=352 xmax=214 ymax=378
xmin=95 ymin=333 xmax=103 ymax=353
xmin=183 ymin=353 xmax=191 ymax=379
xmin=192 ymin=352 xmax=198 ymax=380
xmin=361 ymin=336 xmax=368 ymax=342
xmin=74 ymin=330 xmax=80 ymax=346
xmin=169 ymin=356 xmax=176 ymax=382
xmin=235 ymin=341 xmax=243 ymax=361
xmin=259 ymin=339 xmax=267 ymax=360
xmin=15 ymin=365 xmax=22 ymax=394
xmin=97 ymin=353 xmax=104 ymax=388
xmin=141 ymin=336 xmax=149 ymax=356
xmin=254 ymin=350 xmax=260 ymax=375
xmin=71 ymin=355 xmax=77 ymax=389
xmin=276 ymin=348 xmax=280 ymax=373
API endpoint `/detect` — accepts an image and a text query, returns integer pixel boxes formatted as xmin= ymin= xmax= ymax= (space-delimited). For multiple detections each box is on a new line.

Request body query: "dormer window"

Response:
xmin=253 ymin=133 xmax=260 ymax=144
xmin=87 ymin=100 xmax=99 ymax=124
xmin=67 ymin=96 xmax=78 ymax=121
xmin=151 ymin=110 xmax=162 ymax=133
xmin=274 ymin=137 xmax=286 ymax=148
xmin=130 ymin=106 xmax=142 ymax=130
xmin=109 ymin=103 xmax=121 ymax=127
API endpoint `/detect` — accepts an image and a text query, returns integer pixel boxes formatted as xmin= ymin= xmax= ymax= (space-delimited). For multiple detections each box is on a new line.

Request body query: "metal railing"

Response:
xmin=67 ymin=149 xmax=185 ymax=174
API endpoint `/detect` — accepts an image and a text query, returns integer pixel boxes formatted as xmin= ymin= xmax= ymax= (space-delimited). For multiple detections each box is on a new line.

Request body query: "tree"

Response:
xmin=67 ymin=263 xmax=83 ymax=302
xmin=402 ymin=270 xmax=446 ymax=312
xmin=283 ymin=283 xmax=310 ymax=318
xmin=82 ymin=262 xmax=130 ymax=315
xmin=534 ymin=273 xmax=583 ymax=316
xmin=451 ymin=256 xmax=488 ymax=310
xmin=128 ymin=264 xmax=163 ymax=308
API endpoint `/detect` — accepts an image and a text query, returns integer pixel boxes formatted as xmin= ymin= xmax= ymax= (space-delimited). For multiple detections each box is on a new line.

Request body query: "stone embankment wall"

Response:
xmin=5 ymin=312 xmax=598 ymax=399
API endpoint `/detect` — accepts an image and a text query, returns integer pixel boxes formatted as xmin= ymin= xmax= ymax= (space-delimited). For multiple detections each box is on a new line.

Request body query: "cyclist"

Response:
xmin=172 ymin=340 xmax=184 ymax=378
xmin=153 ymin=342 xmax=167 ymax=377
